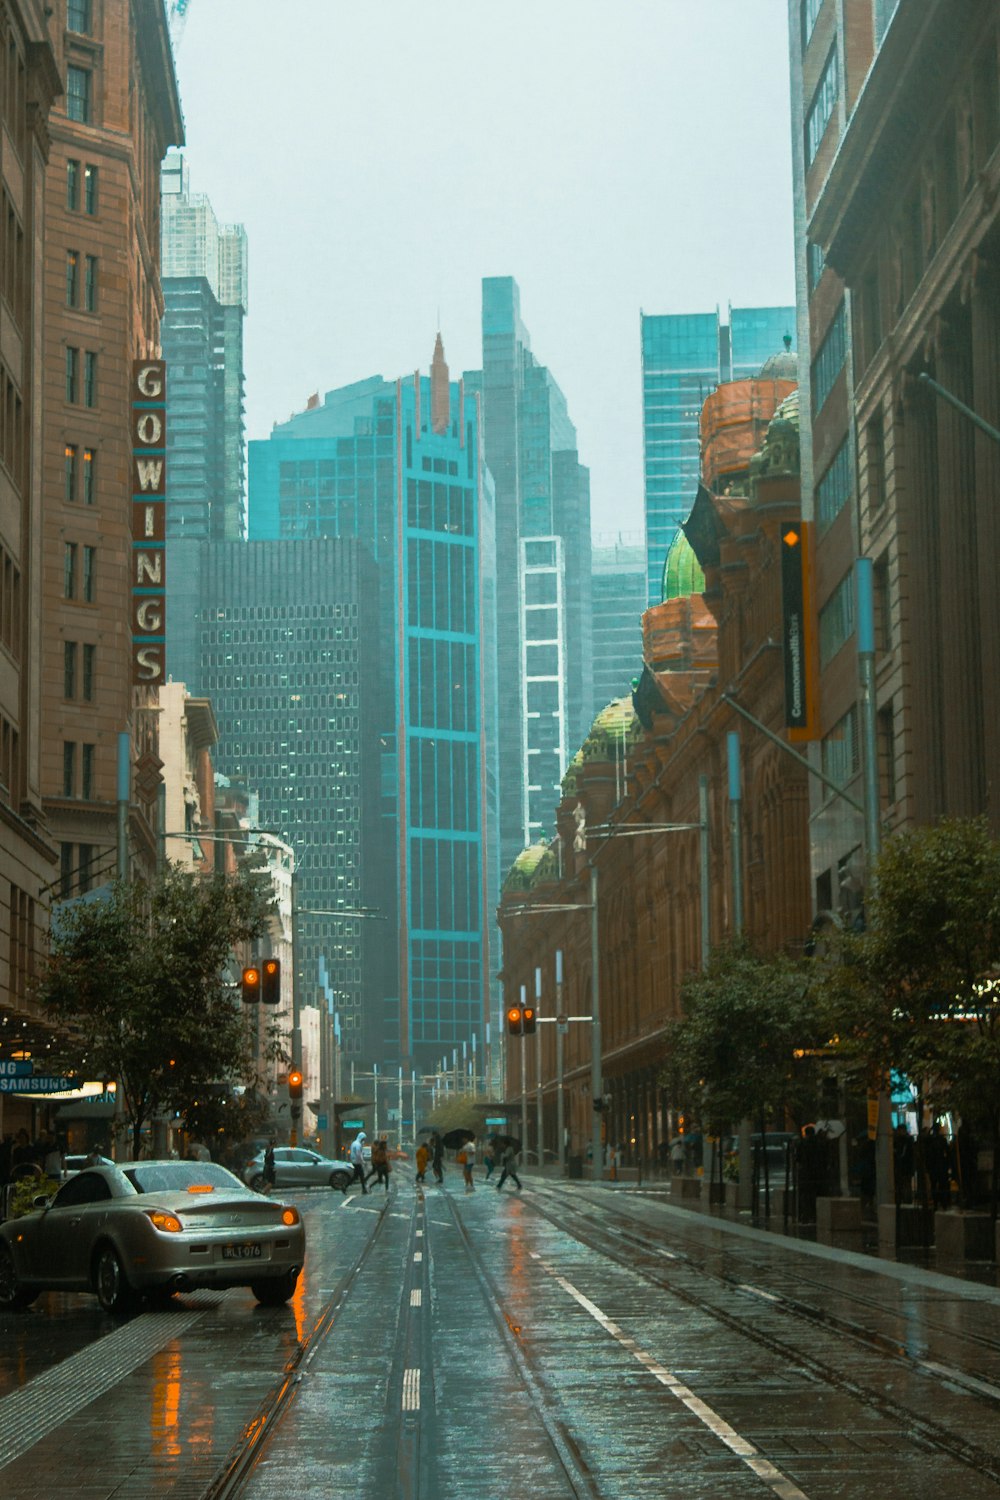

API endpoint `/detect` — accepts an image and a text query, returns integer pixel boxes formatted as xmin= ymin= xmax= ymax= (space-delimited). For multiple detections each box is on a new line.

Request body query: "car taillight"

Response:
xmin=146 ymin=1209 xmax=183 ymax=1233
xmin=281 ymin=1208 xmax=299 ymax=1227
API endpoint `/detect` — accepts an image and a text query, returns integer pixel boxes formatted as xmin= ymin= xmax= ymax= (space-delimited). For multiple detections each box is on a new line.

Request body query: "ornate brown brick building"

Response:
xmin=40 ymin=0 xmax=181 ymax=900
xmin=499 ymin=362 xmax=813 ymax=1166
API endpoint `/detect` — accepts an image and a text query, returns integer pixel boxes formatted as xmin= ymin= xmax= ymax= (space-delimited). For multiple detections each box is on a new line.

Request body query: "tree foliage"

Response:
xmin=37 ymin=865 xmax=276 ymax=1156
xmin=822 ymin=817 xmax=1000 ymax=1138
xmin=663 ymin=938 xmax=827 ymax=1136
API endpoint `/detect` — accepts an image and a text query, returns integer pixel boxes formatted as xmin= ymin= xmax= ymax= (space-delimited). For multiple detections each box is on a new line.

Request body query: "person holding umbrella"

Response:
xmin=431 ymin=1133 xmax=444 ymax=1186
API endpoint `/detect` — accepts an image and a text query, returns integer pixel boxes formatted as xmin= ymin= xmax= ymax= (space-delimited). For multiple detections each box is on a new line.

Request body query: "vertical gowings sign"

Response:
xmin=131 ymin=361 xmax=166 ymax=684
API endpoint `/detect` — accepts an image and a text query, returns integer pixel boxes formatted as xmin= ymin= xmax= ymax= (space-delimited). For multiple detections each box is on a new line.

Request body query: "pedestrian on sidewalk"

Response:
xmin=415 ymin=1142 xmax=429 ymax=1183
xmin=263 ymin=1140 xmax=276 ymax=1193
xmin=349 ymin=1130 xmax=369 ymax=1194
xmin=483 ymin=1140 xmax=496 ymax=1181
xmin=431 ymin=1133 xmax=444 ymax=1185
xmin=460 ymin=1137 xmax=476 ymax=1191
xmin=496 ymin=1142 xmax=522 ymax=1192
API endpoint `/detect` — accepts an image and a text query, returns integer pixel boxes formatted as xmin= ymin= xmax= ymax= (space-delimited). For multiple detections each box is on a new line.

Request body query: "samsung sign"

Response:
xmin=132 ymin=360 xmax=167 ymax=685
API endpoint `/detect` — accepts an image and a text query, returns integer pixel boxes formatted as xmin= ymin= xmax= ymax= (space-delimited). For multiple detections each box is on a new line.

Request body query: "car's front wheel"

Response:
xmin=251 ymin=1268 xmax=299 ymax=1306
xmin=329 ymin=1171 xmax=350 ymax=1193
xmin=0 ymin=1242 xmax=39 ymax=1311
xmin=94 ymin=1244 xmax=137 ymax=1316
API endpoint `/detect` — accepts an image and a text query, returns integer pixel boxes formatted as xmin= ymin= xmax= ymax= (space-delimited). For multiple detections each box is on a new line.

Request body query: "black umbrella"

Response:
xmin=489 ymin=1134 xmax=521 ymax=1154
xmin=441 ymin=1128 xmax=475 ymax=1150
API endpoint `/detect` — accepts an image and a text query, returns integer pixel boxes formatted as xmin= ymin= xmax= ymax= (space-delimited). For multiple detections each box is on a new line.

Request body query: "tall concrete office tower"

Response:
xmin=640 ymin=305 xmax=795 ymax=605
xmin=160 ymin=152 xmax=248 ymax=541
xmin=247 ymin=341 xmax=499 ymax=1074
xmin=468 ymin=277 xmax=592 ymax=873
xmin=590 ymin=533 xmax=647 ymax=716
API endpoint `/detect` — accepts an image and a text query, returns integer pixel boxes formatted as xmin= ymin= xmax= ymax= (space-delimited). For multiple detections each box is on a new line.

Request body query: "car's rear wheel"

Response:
xmin=0 ymin=1242 xmax=39 ymax=1310
xmin=329 ymin=1171 xmax=350 ymax=1193
xmin=251 ymin=1268 xmax=299 ymax=1306
xmin=94 ymin=1244 xmax=137 ymax=1316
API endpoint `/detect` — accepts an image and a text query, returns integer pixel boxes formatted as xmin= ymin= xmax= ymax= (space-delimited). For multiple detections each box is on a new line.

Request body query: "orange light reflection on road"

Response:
xmin=150 ymin=1343 xmax=182 ymax=1457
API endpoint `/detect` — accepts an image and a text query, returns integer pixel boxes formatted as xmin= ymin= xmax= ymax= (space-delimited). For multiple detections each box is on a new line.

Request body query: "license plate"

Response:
xmin=222 ymin=1243 xmax=263 ymax=1260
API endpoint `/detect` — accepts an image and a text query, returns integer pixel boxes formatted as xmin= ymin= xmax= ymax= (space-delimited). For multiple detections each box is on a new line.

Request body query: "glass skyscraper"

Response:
xmin=641 ymin=305 xmax=794 ymax=604
xmin=160 ymin=153 xmax=248 ymax=541
xmin=247 ymin=342 xmax=499 ymax=1071
xmin=591 ymin=533 xmax=647 ymax=716
xmin=468 ymin=277 xmax=592 ymax=872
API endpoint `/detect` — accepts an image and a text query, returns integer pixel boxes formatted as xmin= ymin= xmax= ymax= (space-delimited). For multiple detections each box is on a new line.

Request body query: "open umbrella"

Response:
xmin=441 ymin=1128 xmax=475 ymax=1150
xmin=489 ymin=1134 xmax=521 ymax=1154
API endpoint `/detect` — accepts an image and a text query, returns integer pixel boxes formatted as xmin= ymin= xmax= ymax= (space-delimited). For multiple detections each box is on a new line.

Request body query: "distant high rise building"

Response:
xmin=640 ymin=305 xmax=794 ymax=604
xmin=246 ymin=342 xmax=499 ymax=1073
xmin=166 ymin=538 xmax=387 ymax=1061
xmin=161 ymin=152 xmax=248 ymax=541
xmin=467 ymin=276 xmax=592 ymax=872
xmin=590 ymin=533 xmax=647 ymax=715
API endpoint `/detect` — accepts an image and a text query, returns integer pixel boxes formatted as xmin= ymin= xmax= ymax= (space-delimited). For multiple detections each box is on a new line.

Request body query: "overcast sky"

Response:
xmin=173 ymin=0 xmax=795 ymax=538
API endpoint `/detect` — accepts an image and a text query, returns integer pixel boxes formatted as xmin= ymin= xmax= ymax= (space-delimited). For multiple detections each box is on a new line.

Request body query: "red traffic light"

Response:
xmin=262 ymin=958 xmax=281 ymax=1005
xmin=241 ymin=966 xmax=261 ymax=1003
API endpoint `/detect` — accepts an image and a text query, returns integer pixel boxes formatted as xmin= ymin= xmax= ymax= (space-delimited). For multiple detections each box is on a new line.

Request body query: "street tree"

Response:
xmin=37 ymin=865 xmax=275 ymax=1157
xmin=664 ymin=938 xmax=828 ymax=1187
xmin=822 ymin=817 xmax=1000 ymax=1209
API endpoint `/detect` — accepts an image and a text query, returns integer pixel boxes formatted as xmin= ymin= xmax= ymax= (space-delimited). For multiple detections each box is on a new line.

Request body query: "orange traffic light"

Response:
xmin=262 ymin=958 xmax=281 ymax=1005
xmin=522 ymin=1006 xmax=536 ymax=1035
xmin=288 ymin=1069 xmax=303 ymax=1100
xmin=241 ymin=966 xmax=261 ymax=1004
xmin=507 ymin=1006 xmax=524 ymax=1036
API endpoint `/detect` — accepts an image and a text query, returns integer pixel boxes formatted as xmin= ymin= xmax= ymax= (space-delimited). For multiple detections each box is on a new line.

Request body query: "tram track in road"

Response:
xmin=201 ymin=1190 xmax=393 ymax=1500
xmin=526 ymin=1185 xmax=1000 ymax=1491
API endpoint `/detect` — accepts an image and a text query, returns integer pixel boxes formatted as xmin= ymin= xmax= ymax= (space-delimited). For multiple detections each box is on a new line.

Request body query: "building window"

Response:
xmin=64 ymin=641 xmax=77 ymax=698
xmin=81 ymin=742 xmax=94 ymax=800
xmin=66 ymin=250 xmax=79 ymax=307
xmin=83 ymin=351 xmax=97 ymax=407
xmin=82 ymin=544 xmax=95 ymax=602
xmin=64 ymin=542 xmax=77 ymax=599
xmin=807 ymin=240 xmax=826 ymax=292
xmin=866 ymin=408 xmax=886 ymax=511
xmin=811 ymin=301 xmax=846 ymax=415
xmin=66 ymin=66 xmax=92 ymax=124
xmin=821 ymin=705 xmax=859 ymax=792
xmin=806 ymin=46 xmax=838 ymax=167
xmin=64 ymin=443 xmax=78 ymax=503
xmin=67 ymin=159 xmax=80 ymax=210
xmin=82 ymin=642 xmax=95 ymax=700
xmin=83 ymin=447 xmax=96 ymax=504
xmin=816 ymin=436 xmax=851 ymax=532
xmin=84 ymin=164 xmax=98 ymax=214
xmin=84 ymin=255 xmax=97 ymax=312
xmin=801 ymin=0 xmax=824 ymax=48
xmin=67 ymin=0 xmax=92 ymax=32
xmin=874 ymin=552 xmax=891 ymax=653
xmin=63 ymin=741 xmax=76 ymax=797
xmin=77 ymin=842 xmax=94 ymax=893
xmin=60 ymin=842 xmax=74 ymax=897
xmin=66 ymin=346 xmax=79 ymax=403
xmin=819 ymin=569 xmax=854 ymax=666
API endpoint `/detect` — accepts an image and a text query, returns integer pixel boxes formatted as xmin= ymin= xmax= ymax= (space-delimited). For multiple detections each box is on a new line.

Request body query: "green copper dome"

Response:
xmin=661 ymin=528 xmax=706 ymax=604
xmin=502 ymin=841 xmax=559 ymax=893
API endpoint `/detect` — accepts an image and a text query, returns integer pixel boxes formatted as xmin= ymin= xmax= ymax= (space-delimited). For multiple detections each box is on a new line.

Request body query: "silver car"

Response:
xmin=0 ymin=1160 xmax=305 ymax=1315
xmin=244 ymin=1145 xmax=353 ymax=1194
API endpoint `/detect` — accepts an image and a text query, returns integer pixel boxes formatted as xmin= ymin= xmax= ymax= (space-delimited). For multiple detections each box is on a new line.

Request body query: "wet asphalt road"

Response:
xmin=2 ymin=1171 xmax=1000 ymax=1498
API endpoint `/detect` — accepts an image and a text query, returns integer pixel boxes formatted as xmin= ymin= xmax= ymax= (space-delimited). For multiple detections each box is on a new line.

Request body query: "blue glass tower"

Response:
xmin=640 ymin=304 xmax=794 ymax=605
xmin=248 ymin=341 xmax=499 ymax=1071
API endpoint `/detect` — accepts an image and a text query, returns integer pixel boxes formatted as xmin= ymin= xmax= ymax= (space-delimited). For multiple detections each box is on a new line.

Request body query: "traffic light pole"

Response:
xmin=290 ymin=871 xmax=301 ymax=1146
xmin=555 ymin=949 xmax=565 ymax=1174
xmin=534 ymin=967 xmax=543 ymax=1166
xmin=519 ymin=984 xmax=528 ymax=1163
xmin=590 ymin=864 xmax=602 ymax=1183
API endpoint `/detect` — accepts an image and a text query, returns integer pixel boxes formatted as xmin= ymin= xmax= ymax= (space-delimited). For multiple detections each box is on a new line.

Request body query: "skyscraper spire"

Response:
xmin=431 ymin=332 xmax=450 ymax=435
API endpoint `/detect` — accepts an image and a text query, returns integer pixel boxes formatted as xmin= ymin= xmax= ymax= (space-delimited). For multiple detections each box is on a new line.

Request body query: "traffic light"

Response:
xmin=241 ymin=965 xmax=261 ymax=1004
xmin=506 ymin=1005 xmax=524 ymax=1036
xmin=288 ymin=1068 xmax=303 ymax=1122
xmin=522 ymin=1005 xmax=536 ymax=1035
xmin=261 ymin=958 xmax=281 ymax=1005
